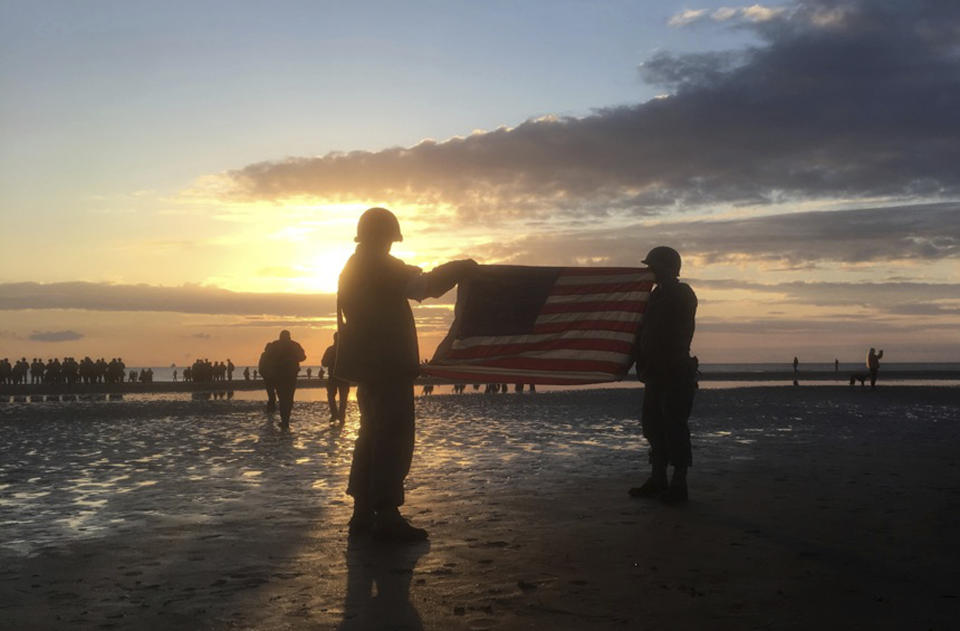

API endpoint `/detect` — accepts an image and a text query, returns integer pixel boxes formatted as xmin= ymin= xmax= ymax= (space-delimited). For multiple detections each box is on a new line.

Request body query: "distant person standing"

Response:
xmin=793 ymin=356 xmax=800 ymax=386
xmin=226 ymin=359 xmax=235 ymax=382
xmin=630 ymin=246 xmax=698 ymax=505
xmin=262 ymin=331 xmax=306 ymax=428
xmin=867 ymin=348 xmax=884 ymax=388
xmin=835 ymin=358 xmax=839 ymax=374
xmin=322 ymin=333 xmax=350 ymax=425
xmin=337 ymin=207 xmax=476 ymax=540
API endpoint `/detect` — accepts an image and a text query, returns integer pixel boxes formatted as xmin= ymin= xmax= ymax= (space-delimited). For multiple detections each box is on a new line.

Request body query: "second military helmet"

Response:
xmin=642 ymin=246 xmax=682 ymax=276
xmin=355 ymin=207 xmax=403 ymax=243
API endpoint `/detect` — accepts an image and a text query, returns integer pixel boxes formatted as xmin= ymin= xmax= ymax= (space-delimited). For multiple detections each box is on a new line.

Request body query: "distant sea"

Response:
xmin=131 ymin=362 xmax=960 ymax=383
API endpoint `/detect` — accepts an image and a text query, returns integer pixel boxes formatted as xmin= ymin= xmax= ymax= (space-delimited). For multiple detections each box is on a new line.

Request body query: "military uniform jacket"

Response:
xmin=336 ymin=248 xmax=423 ymax=384
xmin=635 ymin=280 xmax=698 ymax=383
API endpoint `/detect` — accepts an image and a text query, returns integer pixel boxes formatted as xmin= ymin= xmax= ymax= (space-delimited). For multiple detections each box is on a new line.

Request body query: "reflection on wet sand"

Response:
xmin=340 ymin=538 xmax=429 ymax=630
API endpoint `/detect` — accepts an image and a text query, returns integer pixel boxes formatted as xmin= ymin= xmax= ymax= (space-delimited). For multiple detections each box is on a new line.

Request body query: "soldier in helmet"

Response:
xmin=262 ymin=330 xmax=306 ymax=428
xmin=630 ymin=246 xmax=698 ymax=505
xmin=321 ymin=332 xmax=350 ymax=424
xmin=337 ymin=207 xmax=476 ymax=541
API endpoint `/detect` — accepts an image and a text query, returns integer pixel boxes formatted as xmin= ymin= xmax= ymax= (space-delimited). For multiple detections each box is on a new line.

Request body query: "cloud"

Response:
xmin=696 ymin=278 xmax=960 ymax=312
xmin=669 ymin=4 xmax=789 ymax=27
xmin=217 ymin=0 xmax=960 ymax=222
xmin=29 ymin=330 xmax=84 ymax=342
xmin=474 ymin=202 xmax=960 ymax=266
xmin=0 ymin=282 xmax=338 ymax=317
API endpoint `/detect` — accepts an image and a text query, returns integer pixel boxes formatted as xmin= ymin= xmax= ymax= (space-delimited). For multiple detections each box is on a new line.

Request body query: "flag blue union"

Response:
xmin=424 ymin=265 xmax=654 ymax=384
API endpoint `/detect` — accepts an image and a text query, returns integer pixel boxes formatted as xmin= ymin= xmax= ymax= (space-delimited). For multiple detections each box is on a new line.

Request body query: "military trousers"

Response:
xmin=641 ymin=377 xmax=696 ymax=468
xmin=275 ymin=378 xmax=297 ymax=422
xmin=347 ymin=380 xmax=416 ymax=509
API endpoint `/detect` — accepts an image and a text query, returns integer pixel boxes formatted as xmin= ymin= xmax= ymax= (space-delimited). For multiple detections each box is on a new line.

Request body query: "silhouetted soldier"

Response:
xmin=630 ymin=246 xmax=698 ymax=505
xmin=322 ymin=333 xmax=350 ymax=424
xmin=337 ymin=207 xmax=475 ymax=541
xmin=226 ymin=359 xmax=235 ymax=381
xmin=867 ymin=348 xmax=884 ymax=388
xmin=263 ymin=330 xmax=306 ymax=427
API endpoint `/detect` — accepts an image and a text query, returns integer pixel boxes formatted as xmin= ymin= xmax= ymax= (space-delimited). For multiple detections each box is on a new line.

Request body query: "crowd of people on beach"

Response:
xmin=0 ymin=356 xmax=135 ymax=385
xmin=180 ymin=358 xmax=235 ymax=383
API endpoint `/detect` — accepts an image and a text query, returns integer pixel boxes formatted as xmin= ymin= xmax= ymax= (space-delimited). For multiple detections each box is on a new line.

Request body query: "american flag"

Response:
xmin=422 ymin=265 xmax=655 ymax=385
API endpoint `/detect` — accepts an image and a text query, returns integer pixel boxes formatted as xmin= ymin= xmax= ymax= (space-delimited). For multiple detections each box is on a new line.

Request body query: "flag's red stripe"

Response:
xmin=421 ymin=367 xmax=616 ymax=385
xmin=557 ymin=267 xmax=650 ymax=276
xmin=547 ymin=282 xmax=653 ymax=296
xmin=539 ymin=301 xmax=645 ymax=315
xmin=532 ymin=320 xmax=640 ymax=334
xmin=446 ymin=338 xmax=634 ymax=360
xmin=464 ymin=357 xmax=626 ymax=373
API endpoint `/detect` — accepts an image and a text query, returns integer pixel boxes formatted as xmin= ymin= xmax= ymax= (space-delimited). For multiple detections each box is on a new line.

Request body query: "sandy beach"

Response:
xmin=1 ymin=385 xmax=958 ymax=630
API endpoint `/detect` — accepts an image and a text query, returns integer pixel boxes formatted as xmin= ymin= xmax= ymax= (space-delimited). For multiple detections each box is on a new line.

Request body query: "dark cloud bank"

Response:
xmin=0 ymin=283 xmax=337 ymax=317
xmin=477 ymin=202 xmax=960 ymax=266
xmin=224 ymin=0 xmax=960 ymax=220
xmin=29 ymin=330 xmax=84 ymax=343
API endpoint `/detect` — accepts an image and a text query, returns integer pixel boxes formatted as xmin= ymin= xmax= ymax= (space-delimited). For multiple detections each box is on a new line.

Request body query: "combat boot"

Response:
xmin=372 ymin=507 xmax=428 ymax=542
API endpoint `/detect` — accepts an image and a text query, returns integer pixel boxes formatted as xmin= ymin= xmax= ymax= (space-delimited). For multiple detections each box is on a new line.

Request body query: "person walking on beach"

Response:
xmin=867 ymin=348 xmax=884 ymax=388
xmin=337 ymin=207 xmax=476 ymax=541
xmin=261 ymin=331 xmax=306 ymax=428
xmin=630 ymin=246 xmax=698 ymax=505
xmin=321 ymin=333 xmax=350 ymax=425
xmin=258 ymin=342 xmax=278 ymax=412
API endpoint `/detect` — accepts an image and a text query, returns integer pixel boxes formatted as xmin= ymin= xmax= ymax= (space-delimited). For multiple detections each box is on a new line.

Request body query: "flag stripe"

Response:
xmin=461 ymin=357 xmax=626 ymax=373
xmin=532 ymin=320 xmax=640 ymax=334
xmin=421 ymin=366 xmax=617 ymax=384
xmin=554 ymin=273 xmax=652 ymax=285
xmin=446 ymin=340 xmax=633 ymax=360
xmin=547 ymin=283 xmax=652 ymax=296
xmin=534 ymin=310 xmax=642 ymax=324
xmin=545 ymin=291 xmax=649 ymax=304
xmin=450 ymin=329 xmax=636 ymax=350
xmin=539 ymin=300 xmax=645 ymax=315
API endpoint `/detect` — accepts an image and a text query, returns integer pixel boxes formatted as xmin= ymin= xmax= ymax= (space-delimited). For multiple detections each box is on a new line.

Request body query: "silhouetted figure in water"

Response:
xmin=243 ymin=366 xmax=250 ymax=381
xmin=337 ymin=207 xmax=476 ymax=541
xmin=261 ymin=330 xmax=306 ymax=427
xmin=867 ymin=348 xmax=884 ymax=388
xmin=258 ymin=344 xmax=278 ymax=412
xmin=630 ymin=246 xmax=698 ymax=505
xmin=227 ymin=359 xmax=235 ymax=381
xmin=792 ymin=356 xmax=800 ymax=386
xmin=834 ymin=358 xmax=839 ymax=375
xmin=322 ymin=333 xmax=350 ymax=424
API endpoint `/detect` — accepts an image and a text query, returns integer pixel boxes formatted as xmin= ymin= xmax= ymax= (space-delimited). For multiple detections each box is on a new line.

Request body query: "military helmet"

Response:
xmin=642 ymin=246 xmax=682 ymax=276
xmin=355 ymin=207 xmax=403 ymax=243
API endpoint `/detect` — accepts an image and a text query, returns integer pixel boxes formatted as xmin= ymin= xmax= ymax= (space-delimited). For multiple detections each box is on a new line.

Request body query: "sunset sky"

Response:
xmin=2 ymin=0 xmax=958 ymax=366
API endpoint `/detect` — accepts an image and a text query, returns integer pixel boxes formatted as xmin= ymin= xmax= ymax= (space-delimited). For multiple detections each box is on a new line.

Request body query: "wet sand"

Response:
xmin=1 ymin=386 xmax=958 ymax=629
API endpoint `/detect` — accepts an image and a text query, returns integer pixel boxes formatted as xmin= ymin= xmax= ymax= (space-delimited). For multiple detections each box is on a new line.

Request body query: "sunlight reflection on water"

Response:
xmin=2 ymin=387 xmax=957 ymax=556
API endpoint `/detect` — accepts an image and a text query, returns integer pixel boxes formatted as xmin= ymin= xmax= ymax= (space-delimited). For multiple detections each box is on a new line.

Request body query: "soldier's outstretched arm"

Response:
xmin=406 ymin=259 xmax=478 ymax=301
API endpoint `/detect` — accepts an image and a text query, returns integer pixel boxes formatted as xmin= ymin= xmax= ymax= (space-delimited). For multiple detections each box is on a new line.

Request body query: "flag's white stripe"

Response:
xmin=534 ymin=311 xmax=642 ymax=324
xmin=429 ymin=365 xmax=619 ymax=381
xmin=545 ymin=291 xmax=649 ymax=304
xmin=451 ymin=329 xmax=636 ymax=350
xmin=450 ymin=349 xmax=628 ymax=364
xmin=553 ymin=273 xmax=653 ymax=286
